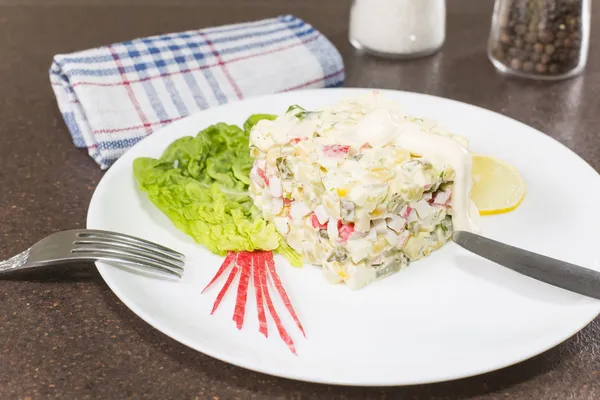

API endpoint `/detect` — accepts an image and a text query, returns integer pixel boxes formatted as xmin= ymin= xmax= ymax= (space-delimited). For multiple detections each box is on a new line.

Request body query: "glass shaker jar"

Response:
xmin=488 ymin=0 xmax=591 ymax=80
xmin=349 ymin=0 xmax=446 ymax=59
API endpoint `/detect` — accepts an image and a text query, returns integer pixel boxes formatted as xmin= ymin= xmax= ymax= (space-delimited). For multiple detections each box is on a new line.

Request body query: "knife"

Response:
xmin=452 ymin=231 xmax=600 ymax=300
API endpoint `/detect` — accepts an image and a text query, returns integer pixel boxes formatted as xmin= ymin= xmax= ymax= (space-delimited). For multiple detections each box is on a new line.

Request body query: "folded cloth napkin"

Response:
xmin=50 ymin=15 xmax=344 ymax=169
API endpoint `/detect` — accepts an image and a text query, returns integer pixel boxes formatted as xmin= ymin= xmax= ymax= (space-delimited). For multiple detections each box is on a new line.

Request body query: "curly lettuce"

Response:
xmin=133 ymin=115 xmax=302 ymax=267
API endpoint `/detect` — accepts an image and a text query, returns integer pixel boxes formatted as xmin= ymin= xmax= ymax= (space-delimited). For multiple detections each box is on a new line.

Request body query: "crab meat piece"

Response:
xmin=322 ymin=144 xmax=350 ymax=157
xmin=274 ymin=217 xmax=290 ymax=234
xmin=257 ymin=167 xmax=269 ymax=186
xmin=314 ymin=205 xmax=329 ymax=225
xmin=407 ymin=209 xmax=418 ymax=223
xmin=366 ymin=227 xmax=377 ymax=242
xmin=434 ymin=190 xmax=452 ymax=205
xmin=271 ymin=198 xmax=283 ymax=215
xmin=414 ymin=200 xmax=435 ymax=219
xmin=290 ymin=201 xmax=311 ymax=220
xmin=400 ymin=205 xmax=413 ymax=219
xmin=384 ymin=229 xmax=399 ymax=245
xmin=386 ymin=215 xmax=407 ymax=233
xmin=327 ymin=219 xmax=339 ymax=242
xmin=397 ymin=231 xmax=410 ymax=247
xmin=310 ymin=214 xmax=327 ymax=230
xmin=346 ymin=239 xmax=372 ymax=263
xmin=269 ymin=177 xmax=282 ymax=198
xmin=338 ymin=223 xmax=355 ymax=241
xmin=373 ymin=218 xmax=388 ymax=234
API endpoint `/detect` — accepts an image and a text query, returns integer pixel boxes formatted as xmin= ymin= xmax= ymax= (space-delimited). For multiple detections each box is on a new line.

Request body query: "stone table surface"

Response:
xmin=1 ymin=0 xmax=600 ymax=399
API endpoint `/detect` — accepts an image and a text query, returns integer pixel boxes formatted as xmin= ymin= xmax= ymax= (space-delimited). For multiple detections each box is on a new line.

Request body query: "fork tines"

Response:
xmin=74 ymin=230 xmax=185 ymax=278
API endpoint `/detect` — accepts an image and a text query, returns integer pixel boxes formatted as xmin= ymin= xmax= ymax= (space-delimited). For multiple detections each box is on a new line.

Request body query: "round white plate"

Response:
xmin=87 ymin=88 xmax=600 ymax=386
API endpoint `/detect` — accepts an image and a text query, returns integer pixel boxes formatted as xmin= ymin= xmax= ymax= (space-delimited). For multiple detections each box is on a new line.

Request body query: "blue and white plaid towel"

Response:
xmin=50 ymin=15 xmax=344 ymax=169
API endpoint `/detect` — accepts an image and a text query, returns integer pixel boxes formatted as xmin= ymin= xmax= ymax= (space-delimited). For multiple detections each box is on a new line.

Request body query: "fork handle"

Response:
xmin=0 ymin=248 xmax=32 ymax=274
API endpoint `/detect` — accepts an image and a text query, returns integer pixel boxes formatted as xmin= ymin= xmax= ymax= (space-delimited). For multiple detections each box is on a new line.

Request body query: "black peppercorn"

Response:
xmin=523 ymin=61 xmax=535 ymax=72
xmin=489 ymin=0 xmax=585 ymax=77
xmin=510 ymin=58 xmax=523 ymax=70
xmin=525 ymin=32 xmax=537 ymax=43
xmin=536 ymin=63 xmax=548 ymax=73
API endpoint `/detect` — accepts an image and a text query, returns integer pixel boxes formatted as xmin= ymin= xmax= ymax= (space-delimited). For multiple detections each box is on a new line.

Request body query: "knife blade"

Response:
xmin=452 ymin=230 xmax=600 ymax=300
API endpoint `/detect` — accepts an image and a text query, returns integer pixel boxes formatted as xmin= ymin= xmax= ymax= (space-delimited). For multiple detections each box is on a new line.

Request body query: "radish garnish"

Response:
xmin=210 ymin=263 xmax=239 ymax=315
xmin=260 ymin=253 xmax=297 ymax=355
xmin=265 ymin=252 xmax=306 ymax=338
xmin=202 ymin=250 xmax=304 ymax=355
xmin=202 ymin=251 xmax=236 ymax=293
xmin=233 ymin=252 xmax=252 ymax=330
xmin=252 ymin=253 xmax=268 ymax=338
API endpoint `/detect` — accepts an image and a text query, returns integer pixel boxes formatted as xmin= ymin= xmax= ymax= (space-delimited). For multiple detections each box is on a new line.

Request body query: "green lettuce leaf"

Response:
xmin=133 ymin=115 xmax=302 ymax=265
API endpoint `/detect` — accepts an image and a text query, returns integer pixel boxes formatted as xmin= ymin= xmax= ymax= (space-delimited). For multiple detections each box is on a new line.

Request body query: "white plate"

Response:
xmin=87 ymin=88 xmax=600 ymax=386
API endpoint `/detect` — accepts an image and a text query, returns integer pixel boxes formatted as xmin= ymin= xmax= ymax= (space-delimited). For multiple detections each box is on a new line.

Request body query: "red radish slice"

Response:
xmin=203 ymin=250 xmax=304 ymax=354
xmin=233 ymin=252 xmax=252 ymax=330
xmin=265 ymin=253 xmax=306 ymax=338
xmin=210 ymin=263 xmax=239 ymax=315
xmin=202 ymin=252 xmax=236 ymax=293
xmin=252 ymin=253 xmax=268 ymax=338
xmin=260 ymin=253 xmax=297 ymax=355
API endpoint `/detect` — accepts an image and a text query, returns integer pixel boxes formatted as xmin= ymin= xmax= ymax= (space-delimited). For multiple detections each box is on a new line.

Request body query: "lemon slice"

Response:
xmin=470 ymin=154 xmax=526 ymax=215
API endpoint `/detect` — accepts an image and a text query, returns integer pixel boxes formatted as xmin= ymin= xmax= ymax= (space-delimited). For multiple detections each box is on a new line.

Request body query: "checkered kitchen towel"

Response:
xmin=50 ymin=15 xmax=344 ymax=169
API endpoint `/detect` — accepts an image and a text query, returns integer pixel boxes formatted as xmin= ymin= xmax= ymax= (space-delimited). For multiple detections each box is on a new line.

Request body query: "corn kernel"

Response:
xmin=373 ymin=236 xmax=388 ymax=253
xmin=371 ymin=207 xmax=385 ymax=218
xmin=337 ymin=188 xmax=348 ymax=197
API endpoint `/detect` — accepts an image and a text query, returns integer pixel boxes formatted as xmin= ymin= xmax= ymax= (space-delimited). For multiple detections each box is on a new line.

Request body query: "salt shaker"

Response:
xmin=488 ymin=0 xmax=591 ymax=80
xmin=349 ymin=0 xmax=446 ymax=59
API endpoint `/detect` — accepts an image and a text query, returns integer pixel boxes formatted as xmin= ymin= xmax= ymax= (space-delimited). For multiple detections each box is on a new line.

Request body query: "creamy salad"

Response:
xmin=249 ymin=92 xmax=479 ymax=289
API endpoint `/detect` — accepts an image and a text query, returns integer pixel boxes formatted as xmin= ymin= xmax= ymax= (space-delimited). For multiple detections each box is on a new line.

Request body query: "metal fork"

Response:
xmin=0 ymin=229 xmax=185 ymax=278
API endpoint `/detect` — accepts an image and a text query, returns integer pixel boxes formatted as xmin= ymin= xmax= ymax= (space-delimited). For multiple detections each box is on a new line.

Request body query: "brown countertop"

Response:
xmin=1 ymin=0 xmax=600 ymax=398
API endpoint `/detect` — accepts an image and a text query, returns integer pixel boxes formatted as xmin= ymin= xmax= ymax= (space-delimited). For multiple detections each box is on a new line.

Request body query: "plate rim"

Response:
xmin=87 ymin=87 xmax=600 ymax=386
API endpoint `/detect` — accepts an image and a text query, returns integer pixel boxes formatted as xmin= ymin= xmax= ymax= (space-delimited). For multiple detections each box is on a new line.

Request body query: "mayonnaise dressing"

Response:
xmin=354 ymin=108 xmax=479 ymax=233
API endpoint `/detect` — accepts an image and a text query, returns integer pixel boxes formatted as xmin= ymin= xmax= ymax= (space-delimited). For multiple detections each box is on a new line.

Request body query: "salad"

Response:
xmin=249 ymin=92 xmax=480 ymax=289
xmin=132 ymin=92 xmax=488 ymax=352
xmin=132 ymin=92 xmax=520 ymax=353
